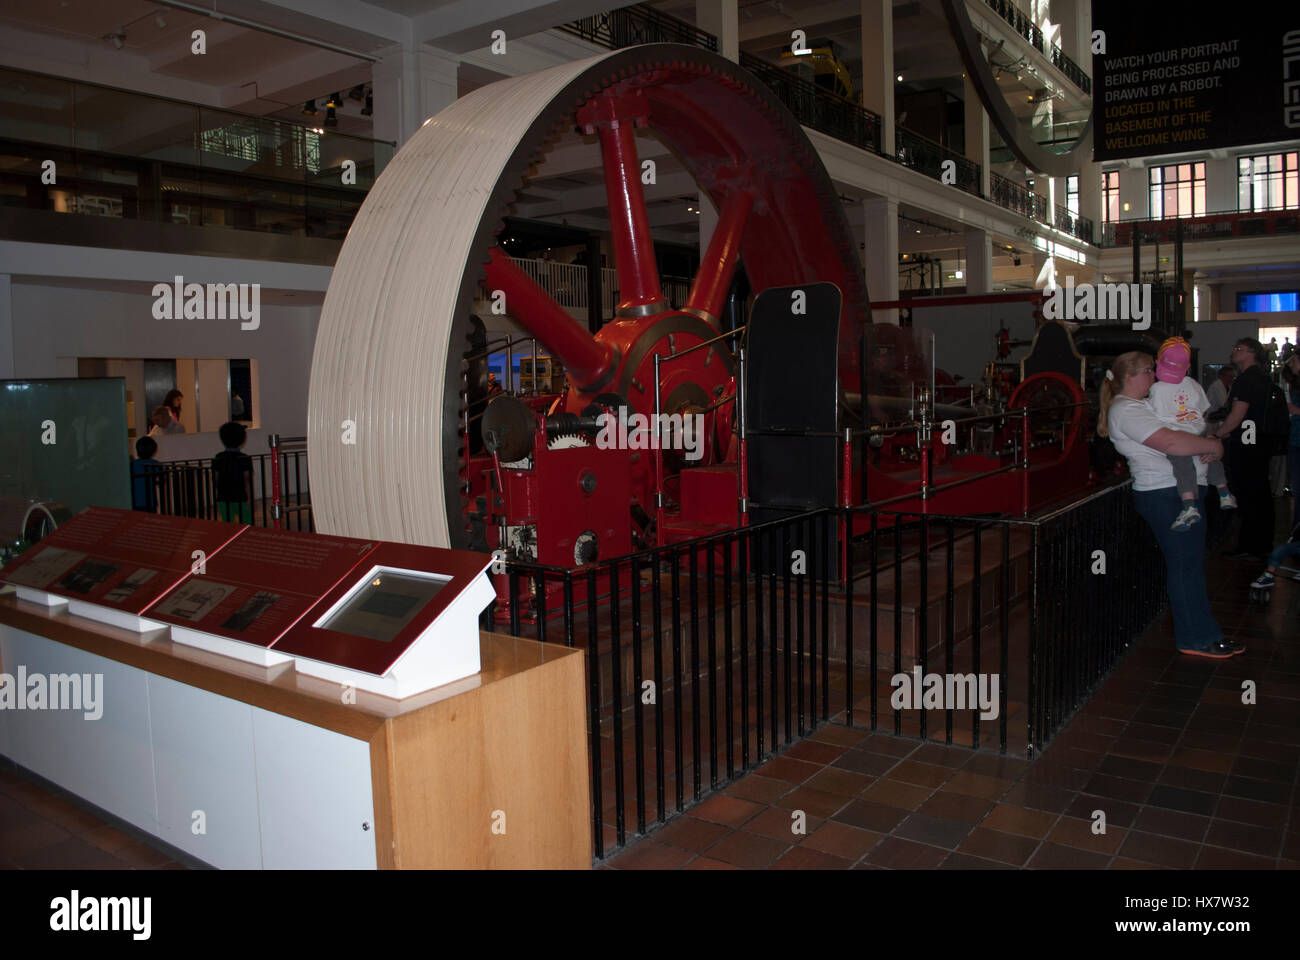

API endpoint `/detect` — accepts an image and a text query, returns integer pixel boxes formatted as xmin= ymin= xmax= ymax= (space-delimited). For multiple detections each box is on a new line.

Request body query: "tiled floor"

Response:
xmin=606 ymin=530 xmax=1300 ymax=870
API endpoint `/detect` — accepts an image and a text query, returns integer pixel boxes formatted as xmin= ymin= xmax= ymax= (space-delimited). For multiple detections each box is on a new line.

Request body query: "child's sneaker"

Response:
xmin=1250 ymin=571 xmax=1275 ymax=589
xmin=1219 ymin=491 xmax=1238 ymax=509
xmin=1170 ymin=505 xmax=1202 ymax=532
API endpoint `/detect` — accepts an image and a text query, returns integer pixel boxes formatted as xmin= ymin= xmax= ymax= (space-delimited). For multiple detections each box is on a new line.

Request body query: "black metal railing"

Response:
xmin=988 ymin=171 xmax=1095 ymax=243
xmin=1101 ymin=209 xmax=1300 ymax=247
xmin=982 ymin=0 xmax=1091 ymax=94
xmin=137 ymin=450 xmax=312 ymax=531
xmin=894 ymin=126 xmax=981 ymax=196
xmin=738 ymin=52 xmax=883 ymax=156
xmin=558 ymin=3 xmax=717 ymax=51
xmin=490 ymin=478 xmax=1165 ymax=861
xmin=1053 ymin=200 xmax=1093 ymax=243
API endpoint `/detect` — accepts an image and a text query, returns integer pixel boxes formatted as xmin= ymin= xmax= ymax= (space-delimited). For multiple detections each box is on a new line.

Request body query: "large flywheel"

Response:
xmin=308 ymin=44 xmax=870 ymax=549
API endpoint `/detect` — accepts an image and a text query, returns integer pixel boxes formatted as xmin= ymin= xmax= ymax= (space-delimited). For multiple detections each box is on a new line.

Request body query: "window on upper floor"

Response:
xmin=1066 ymin=174 xmax=1079 ymax=216
xmin=1148 ymin=162 xmax=1205 ymax=219
xmin=1102 ymin=170 xmax=1120 ymax=223
xmin=1237 ymin=152 xmax=1299 ymax=212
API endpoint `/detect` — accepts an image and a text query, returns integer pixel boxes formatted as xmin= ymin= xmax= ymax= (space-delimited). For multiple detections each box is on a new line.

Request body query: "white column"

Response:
xmin=964 ymin=74 xmax=990 ymax=198
xmin=964 ymin=230 xmax=993 ymax=294
xmin=696 ymin=0 xmax=738 ymax=61
xmin=0 ymin=274 xmax=11 ymax=378
xmin=863 ymin=198 xmax=899 ymax=323
xmin=372 ymin=43 xmax=459 ymax=148
xmin=1076 ymin=151 xmax=1101 ymax=242
xmin=860 ymin=0 xmax=895 ymax=155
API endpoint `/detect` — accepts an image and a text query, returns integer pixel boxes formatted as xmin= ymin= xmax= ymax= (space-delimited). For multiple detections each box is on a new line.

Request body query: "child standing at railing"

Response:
xmin=213 ymin=421 xmax=254 ymax=524
xmin=1148 ymin=337 xmax=1237 ymax=532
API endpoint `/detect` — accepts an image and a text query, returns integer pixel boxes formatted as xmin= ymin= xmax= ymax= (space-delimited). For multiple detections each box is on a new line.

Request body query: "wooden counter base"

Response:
xmin=0 ymin=593 xmax=591 ymax=869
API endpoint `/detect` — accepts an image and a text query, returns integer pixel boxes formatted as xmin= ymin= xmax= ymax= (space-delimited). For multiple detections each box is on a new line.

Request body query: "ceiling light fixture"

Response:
xmin=303 ymin=99 xmax=318 ymax=116
xmin=348 ymin=85 xmax=366 ymax=101
xmin=325 ymin=92 xmax=342 ymax=109
xmin=896 ymin=74 xmax=903 ymax=82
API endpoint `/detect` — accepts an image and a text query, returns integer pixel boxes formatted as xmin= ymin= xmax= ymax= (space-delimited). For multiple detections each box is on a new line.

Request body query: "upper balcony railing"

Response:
xmin=737 ymin=52 xmax=883 ymax=157
xmin=1100 ymin=209 xmax=1300 ymax=247
xmin=894 ymin=126 xmax=981 ymax=198
xmin=980 ymin=0 xmax=1091 ymax=95
xmin=0 ymin=67 xmax=394 ymax=243
xmin=557 ymin=4 xmax=717 ymax=50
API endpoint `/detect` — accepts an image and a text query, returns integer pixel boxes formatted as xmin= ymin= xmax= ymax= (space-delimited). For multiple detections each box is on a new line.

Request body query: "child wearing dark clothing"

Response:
xmin=131 ymin=436 xmax=162 ymax=512
xmin=212 ymin=422 xmax=254 ymax=523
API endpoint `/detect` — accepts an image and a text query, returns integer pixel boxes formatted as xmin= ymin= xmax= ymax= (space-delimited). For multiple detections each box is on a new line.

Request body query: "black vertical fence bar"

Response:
xmin=688 ymin=546 xmax=701 ymax=802
xmin=869 ymin=511 xmax=879 ymax=730
xmin=586 ymin=568 xmax=603 ymax=859
xmin=293 ymin=454 xmax=303 ymax=530
xmin=562 ymin=574 xmax=575 ymax=648
xmin=754 ymin=527 xmax=764 ymax=760
xmin=534 ymin=570 xmax=547 ymax=645
xmin=807 ymin=517 xmax=818 ymax=725
xmin=782 ymin=528 xmax=792 ymax=745
xmin=918 ymin=515 xmax=929 ymax=741
xmin=768 ymin=529 xmax=778 ymax=749
xmin=508 ymin=571 xmax=521 ymax=637
xmin=971 ymin=522 xmax=982 ymax=750
xmin=739 ymin=531 xmax=750 ymax=769
xmin=1027 ymin=526 xmax=1040 ymax=757
xmin=258 ymin=460 xmax=268 ymax=527
xmin=608 ymin=562 xmax=624 ymax=845
xmin=670 ymin=547 xmax=683 ymax=813
xmin=796 ymin=516 xmax=806 ymax=737
xmin=706 ymin=542 xmax=719 ymax=791
xmin=843 ymin=510 xmax=854 ymax=727
xmin=893 ymin=515 xmax=903 ymax=736
xmin=999 ymin=523 xmax=1010 ymax=753
xmin=723 ymin=534 xmax=735 ymax=779
xmin=651 ymin=548 xmax=666 ymax=823
xmin=945 ymin=520 xmax=955 ymax=745
xmin=630 ymin=555 xmax=646 ymax=835
xmin=820 ymin=512 xmax=830 ymax=721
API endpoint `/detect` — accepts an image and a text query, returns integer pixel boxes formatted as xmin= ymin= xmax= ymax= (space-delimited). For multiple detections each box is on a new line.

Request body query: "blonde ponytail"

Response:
xmin=1096 ymin=351 xmax=1154 ymax=439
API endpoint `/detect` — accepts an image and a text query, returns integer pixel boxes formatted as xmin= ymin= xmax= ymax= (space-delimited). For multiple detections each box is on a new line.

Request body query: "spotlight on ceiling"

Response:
xmin=896 ymin=74 xmax=903 ymax=82
xmin=325 ymin=92 xmax=342 ymax=109
xmin=348 ymin=85 xmax=366 ymax=101
xmin=302 ymin=99 xmax=318 ymax=116
xmin=325 ymin=105 xmax=338 ymax=127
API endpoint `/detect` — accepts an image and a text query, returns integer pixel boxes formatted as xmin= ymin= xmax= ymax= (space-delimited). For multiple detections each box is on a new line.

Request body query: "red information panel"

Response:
xmin=273 ymin=543 xmax=490 ymax=675
xmin=147 ymin=527 xmax=378 ymax=648
xmin=0 ymin=507 xmax=243 ymax=614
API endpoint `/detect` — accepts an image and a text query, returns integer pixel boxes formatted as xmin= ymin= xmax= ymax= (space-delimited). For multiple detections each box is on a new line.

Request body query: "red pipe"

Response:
xmin=686 ymin=191 xmax=753 ymax=322
xmin=597 ymin=122 xmax=664 ymax=315
xmin=484 ymin=249 xmax=615 ymax=388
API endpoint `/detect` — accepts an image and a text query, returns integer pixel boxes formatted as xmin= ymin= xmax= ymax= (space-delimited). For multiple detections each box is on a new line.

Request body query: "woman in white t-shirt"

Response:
xmin=1097 ymin=351 xmax=1243 ymax=659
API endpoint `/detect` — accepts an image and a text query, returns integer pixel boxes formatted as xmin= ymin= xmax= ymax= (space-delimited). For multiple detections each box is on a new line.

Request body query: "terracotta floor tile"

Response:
xmin=753 ymin=756 xmax=823 ymax=784
xmin=1065 ymin=794 xmax=1141 ymax=829
xmin=1001 ymin=783 xmax=1077 ymax=813
xmin=832 ymin=799 xmax=908 ymax=833
xmin=860 ymin=734 xmax=920 ymax=758
xmin=1022 ymin=763 xmax=1091 ymax=791
xmin=20 ymin=836 xmax=124 ymax=870
xmin=706 ymin=830 xmax=790 ymax=868
xmin=1117 ymin=831 xmax=1200 ymax=869
xmin=0 ymin=816 xmax=72 ymax=859
xmin=864 ymin=836 xmax=948 ymax=869
xmin=1110 ymin=857 xmax=1167 ymax=869
xmin=773 ymin=785 xmax=852 ymax=820
xmin=1081 ymin=773 xmax=1153 ymax=804
xmin=1215 ymin=795 xmax=1288 ymax=829
xmin=1096 ymin=755 xmax=1163 ymax=783
xmin=943 ymin=770 xmax=1012 ymax=800
xmin=1176 ymin=731 xmax=1241 ymax=754
xmin=1170 ymin=747 xmax=1236 ymax=773
xmin=920 ymin=791 xmax=994 ymax=824
xmin=1203 ymin=820 xmax=1284 ymax=859
xmin=939 ymin=852 xmax=1017 ymax=869
xmin=1155 ymin=765 xmax=1227 ymax=794
xmin=113 ymin=839 xmax=174 ymax=868
xmin=883 ymin=759 xmax=953 ymax=789
xmin=1221 ymin=776 xmax=1291 ymax=805
xmin=1026 ymin=841 xmax=1111 ymax=869
xmin=1193 ymin=845 xmax=1277 ymax=869
xmin=36 ymin=796 xmax=109 ymax=837
xmin=84 ymin=823 xmax=135 ymax=854
xmin=978 ymin=803 xmax=1057 ymax=839
xmin=801 ymin=821 xmax=881 ymax=861
xmin=809 ymin=725 xmax=872 ymax=748
xmin=782 ymin=739 xmax=848 ymax=765
xmin=859 ymin=778 xmax=933 ymax=810
xmin=682 ymin=856 xmax=740 ymax=870
xmin=652 ymin=816 xmax=730 ymax=853
xmin=833 ymin=749 xmax=902 ymax=777
xmin=1144 ymin=785 xmax=1218 ymax=817
xmin=771 ymin=845 xmax=854 ymax=869
xmin=911 ymin=743 xmax=974 ymax=768
xmin=957 ymin=827 xmax=1040 ymax=866
xmin=1045 ymin=816 xmax=1126 ymax=856
xmin=688 ymin=794 xmax=765 ymax=828
xmin=1108 ymin=740 xmax=1173 ymax=763
xmin=894 ymin=813 xmax=974 ymax=850
xmin=804 ymin=767 xmax=874 ymax=798
xmin=723 ymin=775 xmax=794 ymax=805
xmin=743 ymin=805 xmax=822 ymax=842
xmin=610 ymin=840 xmax=696 ymax=870
xmin=961 ymin=753 xmax=1029 ymax=780
xmin=1131 ymin=807 xmax=1211 ymax=843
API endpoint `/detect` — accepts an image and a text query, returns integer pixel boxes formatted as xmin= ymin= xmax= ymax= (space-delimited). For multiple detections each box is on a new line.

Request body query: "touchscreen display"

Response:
xmin=319 ymin=570 xmax=448 ymax=642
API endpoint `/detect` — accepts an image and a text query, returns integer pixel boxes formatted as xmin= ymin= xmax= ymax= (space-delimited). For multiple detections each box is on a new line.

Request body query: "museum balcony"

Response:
xmin=1099 ymin=209 xmax=1300 ymax=247
xmin=0 ymin=67 xmax=393 ymax=264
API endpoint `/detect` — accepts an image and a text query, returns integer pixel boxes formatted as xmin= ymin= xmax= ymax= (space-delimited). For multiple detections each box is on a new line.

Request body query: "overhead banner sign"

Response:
xmin=1093 ymin=2 xmax=1300 ymax=161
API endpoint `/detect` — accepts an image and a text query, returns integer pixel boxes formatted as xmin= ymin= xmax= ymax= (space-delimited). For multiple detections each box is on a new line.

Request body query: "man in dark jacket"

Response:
xmin=212 ymin=421 xmax=254 ymax=524
xmin=1212 ymin=338 xmax=1275 ymax=558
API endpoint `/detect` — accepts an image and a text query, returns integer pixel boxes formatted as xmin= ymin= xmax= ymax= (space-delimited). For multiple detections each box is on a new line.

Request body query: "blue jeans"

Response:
xmin=1132 ymin=485 xmax=1224 ymax=651
xmin=1267 ymin=540 xmax=1300 ymax=570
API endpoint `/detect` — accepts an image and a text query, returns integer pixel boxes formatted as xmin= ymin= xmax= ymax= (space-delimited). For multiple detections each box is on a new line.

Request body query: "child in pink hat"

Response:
xmin=1149 ymin=336 xmax=1237 ymax=531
